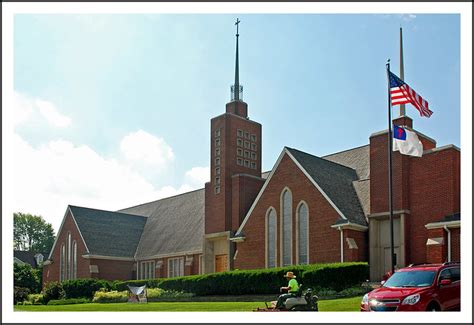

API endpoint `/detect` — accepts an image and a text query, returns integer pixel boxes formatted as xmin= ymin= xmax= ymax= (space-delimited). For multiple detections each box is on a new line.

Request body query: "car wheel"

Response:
xmin=427 ymin=303 xmax=440 ymax=311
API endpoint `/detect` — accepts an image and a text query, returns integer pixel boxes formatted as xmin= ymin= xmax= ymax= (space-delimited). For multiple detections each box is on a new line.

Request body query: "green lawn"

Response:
xmin=14 ymin=296 xmax=362 ymax=312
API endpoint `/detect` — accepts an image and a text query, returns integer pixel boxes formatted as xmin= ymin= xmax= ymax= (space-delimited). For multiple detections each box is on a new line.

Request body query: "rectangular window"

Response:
xmin=244 ymin=150 xmax=250 ymax=158
xmin=251 ymin=134 xmax=257 ymax=142
xmin=215 ymin=186 xmax=220 ymax=194
xmin=237 ymin=129 xmax=243 ymax=137
xmin=168 ymin=257 xmax=184 ymax=278
xmin=251 ymin=152 xmax=257 ymax=160
xmin=215 ymin=148 xmax=220 ymax=156
xmin=244 ymin=141 xmax=250 ymax=149
xmin=244 ymin=160 xmax=250 ymax=167
xmin=237 ymin=148 xmax=243 ymax=156
xmin=237 ymin=139 xmax=243 ymax=147
xmin=215 ymin=177 xmax=220 ymax=185
xmin=215 ymin=167 xmax=220 ymax=175
xmin=215 ymin=158 xmax=220 ymax=166
xmin=251 ymin=143 xmax=257 ymax=151
xmin=215 ymin=129 xmax=221 ymax=137
xmin=244 ymin=131 xmax=249 ymax=139
xmin=251 ymin=162 xmax=256 ymax=169
xmin=140 ymin=261 xmax=156 ymax=279
xmin=237 ymin=158 xmax=243 ymax=166
xmin=215 ymin=138 xmax=221 ymax=147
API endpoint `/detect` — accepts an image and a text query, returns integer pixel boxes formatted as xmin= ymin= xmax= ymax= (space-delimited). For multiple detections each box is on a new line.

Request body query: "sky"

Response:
xmin=9 ymin=13 xmax=462 ymax=233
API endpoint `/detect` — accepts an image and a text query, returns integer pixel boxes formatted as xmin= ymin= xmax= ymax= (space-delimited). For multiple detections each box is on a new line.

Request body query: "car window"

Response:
xmin=439 ymin=269 xmax=451 ymax=281
xmin=450 ymin=267 xmax=460 ymax=282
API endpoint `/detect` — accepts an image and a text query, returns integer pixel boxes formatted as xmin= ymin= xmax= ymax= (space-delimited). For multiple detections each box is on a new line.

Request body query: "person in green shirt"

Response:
xmin=275 ymin=271 xmax=299 ymax=310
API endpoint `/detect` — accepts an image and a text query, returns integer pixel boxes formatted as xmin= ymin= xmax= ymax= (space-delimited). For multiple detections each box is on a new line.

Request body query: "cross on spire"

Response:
xmin=235 ymin=18 xmax=240 ymax=36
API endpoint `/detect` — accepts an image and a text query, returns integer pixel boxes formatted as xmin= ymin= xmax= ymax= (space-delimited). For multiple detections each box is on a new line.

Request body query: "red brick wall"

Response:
xmin=88 ymin=259 xmax=135 ymax=281
xmin=43 ymin=209 xmax=90 ymax=286
xmin=426 ymin=228 xmax=447 ymax=263
xmin=451 ymin=228 xmax=460 ymax=262
xmin=231 ymin=174 xmax=265 ymax=230
xmin=408 ymin=148 xmax=460 ymax=264
xmin=234 ymin=153 xmax=365 ymax=270
xmin=344 ymin=229 xmax=368 ymax=262
xmin=205 ymin=111 xmax=262 ymax=234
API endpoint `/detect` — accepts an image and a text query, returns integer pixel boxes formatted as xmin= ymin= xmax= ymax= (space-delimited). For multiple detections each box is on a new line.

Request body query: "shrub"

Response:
xmin=146 ymin=288 xmax=194 ymax=302
xmin=62 ymin=278 xmax=112 ymax=299
xmin=47 ymin=298 xmax=90 ymax=305
xmin=14 ymin=263 xmax=41 ymax=294
xmin=111 ymin=279 xmax=162 ymax=292
xmin=27 ymin=293 xmax=45 ymax=305
xmin=156 ymin=262 xmax=368 ymax=296
xmin=14 ymin=286 xmax=30 ymax=304
xmin=42 ymin=281 xmax=65 ymax=304
xmin=92 ymin=290 xmax=128 ymax=303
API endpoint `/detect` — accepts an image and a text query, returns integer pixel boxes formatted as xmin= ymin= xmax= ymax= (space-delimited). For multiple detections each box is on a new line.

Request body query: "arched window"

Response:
xmin=67 ymin=232 xmax=72 ymax=280
xmin=281 ymin=189 xmax=292 ymax=266
xmin=266 ymin=208 xmax=277 ymax=268
xmin=60 ymin=243 xmax=65 ymax=282
xmin=297 ymin=202 xmax=309 ymax=264
xmin=72 ymin=241 xmax=77 ymax=279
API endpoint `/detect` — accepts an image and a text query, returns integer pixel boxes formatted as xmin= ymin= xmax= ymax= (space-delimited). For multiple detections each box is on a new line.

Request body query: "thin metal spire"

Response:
xmin=399 ymin=27 xmax=406 ymax=117
xmin=233 ymin=18 xmax=241 ymax=101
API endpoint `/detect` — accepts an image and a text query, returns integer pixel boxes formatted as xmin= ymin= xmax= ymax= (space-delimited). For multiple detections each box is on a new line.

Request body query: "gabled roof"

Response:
xmin=120 ymin=189 xmax=205 ymax=259
xmin=14 ymin=250 xmax=47 ymax=268
xmin=69 ymin=205 xmax=147 ymax=258
xmin=323 ymin=145 xmax=370 ymax=180
xmin=286 ymin=147 xmax=367 ymax=227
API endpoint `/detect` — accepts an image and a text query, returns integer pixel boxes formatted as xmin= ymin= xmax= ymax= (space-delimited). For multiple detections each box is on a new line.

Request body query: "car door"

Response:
xmin=437 ymin=268 xmax=457 ymax=310
xmin=449 ymin=266 xmax=461 ymax=310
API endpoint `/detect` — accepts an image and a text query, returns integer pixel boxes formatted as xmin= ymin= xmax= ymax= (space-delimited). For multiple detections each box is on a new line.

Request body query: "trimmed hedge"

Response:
xmin=110 ymin=279 xmax=163 ymax=292
xmin=47 ymin=298 xmax=90 ymax=305
xmin=157 ymin=262 xmax=368 ymax=296
xmin=62 ymin=278 xmax=112 ymax=299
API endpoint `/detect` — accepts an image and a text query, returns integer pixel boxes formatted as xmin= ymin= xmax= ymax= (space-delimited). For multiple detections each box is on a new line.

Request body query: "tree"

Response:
xmin=14 ymin=212 xmax=55 ymax=253
xmin=14 ymin=263 xmax=42 ymax=294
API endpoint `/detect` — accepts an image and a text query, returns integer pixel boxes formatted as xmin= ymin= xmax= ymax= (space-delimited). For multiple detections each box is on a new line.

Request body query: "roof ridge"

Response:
xmin=322 ymin=144 xmax=369 ymax=158
xmin=285 ymin=147 xmax=358 ymax=174
xmin=69 ymin=205 xmax=147 ymax=219
xmin=118 ymin=188 xmax=204 ymax=212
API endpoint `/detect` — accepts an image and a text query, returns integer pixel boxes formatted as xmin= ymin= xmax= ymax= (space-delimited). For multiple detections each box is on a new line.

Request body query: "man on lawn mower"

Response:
xmin=274 ymin=271 xmax=299 ymax=310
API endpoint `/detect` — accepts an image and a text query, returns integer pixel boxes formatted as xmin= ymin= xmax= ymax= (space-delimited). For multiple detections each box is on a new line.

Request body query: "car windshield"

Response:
xmin=383 ymin=270 xmax=436 ymax=288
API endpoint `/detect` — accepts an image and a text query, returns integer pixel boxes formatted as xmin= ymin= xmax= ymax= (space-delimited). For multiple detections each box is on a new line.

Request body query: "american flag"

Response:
xmin=388 ymin=70 xmax=433 ymax=117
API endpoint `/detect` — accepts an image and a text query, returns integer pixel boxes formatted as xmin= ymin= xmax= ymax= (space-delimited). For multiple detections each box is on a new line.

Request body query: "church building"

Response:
xmin=42 ymin=24 xmax=460 ymax=284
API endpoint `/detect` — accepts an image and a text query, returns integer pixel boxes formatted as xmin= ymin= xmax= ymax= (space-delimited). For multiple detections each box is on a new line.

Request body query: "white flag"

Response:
xmin=393 ymin=126 xmax=423 ymax=157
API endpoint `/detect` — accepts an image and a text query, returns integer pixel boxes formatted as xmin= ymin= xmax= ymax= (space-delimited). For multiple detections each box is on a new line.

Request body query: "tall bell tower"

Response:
xmin=203 ymin=19 xmax=264 ymax=273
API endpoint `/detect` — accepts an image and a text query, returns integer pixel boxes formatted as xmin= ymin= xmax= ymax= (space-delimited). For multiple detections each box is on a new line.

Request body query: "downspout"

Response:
xmin=444 ymin=225 xmax=451 ymax=262
xmin=338 ymin=227 xmax=344 ymax=263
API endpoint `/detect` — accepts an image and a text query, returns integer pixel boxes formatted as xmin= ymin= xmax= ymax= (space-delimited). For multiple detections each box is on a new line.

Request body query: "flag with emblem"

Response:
xmin=393 ymin=125 xmax=423 ymax=157
xmin=389 ymin=70 xmax=433 ymax=118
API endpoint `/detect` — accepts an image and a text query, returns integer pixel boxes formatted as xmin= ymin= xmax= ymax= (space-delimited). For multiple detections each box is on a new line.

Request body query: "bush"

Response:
xmin=146 ymin=288 xmax=194 ymax=302
xmin=47 ymin=298 xmax=90 ymax=305
xmin=14 ymin=263 xmax=41 ymax=294
xmin=92 ymin=290 xmax=128 ymax=303
xmin=27 ymin=293 xmax=45 ymax=305
xmin=14 ymin=286 xmax=31 ymax=304
xmin=156 ymin=262 xmax=368 ymax=296
xmin=62 ymin=278 xmax=112 ymax=299
xmin=42 ymin=281 xmax=65 ymax=304
xmin=111 ymin=279 xmax=162 ymax=292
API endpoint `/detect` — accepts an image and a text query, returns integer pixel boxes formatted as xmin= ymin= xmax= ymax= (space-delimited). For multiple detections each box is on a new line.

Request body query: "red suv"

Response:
xmin=360 ymin=262 xmax=460 ymax=311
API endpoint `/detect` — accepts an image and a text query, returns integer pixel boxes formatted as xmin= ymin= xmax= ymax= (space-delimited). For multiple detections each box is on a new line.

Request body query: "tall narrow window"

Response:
xmin=266 ymin=208 xmax=277 ymax=268
xmin=281 ymin=189 xmax=292 ymax=266
xmin=72 ymin=241 xmax=77 ymax=279
xmin=67 ymin=232 xmax=71 ymax=280
xmin=60 ymin=243 xmax=65 ymax=282
xmin=297 ymin=202 xmax=309 ymax=264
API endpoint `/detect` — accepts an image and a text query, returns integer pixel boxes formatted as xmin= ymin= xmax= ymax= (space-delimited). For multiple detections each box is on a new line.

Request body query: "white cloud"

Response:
xmin=120 ymin=130 xmax=174 ymax=169
xmin=35 ymin=99 xmax=71 ymax=128
xmin=185 ymin=166 xmax=209 ymax=187
xmin=13 ymin=91 xmax=71 ymax=128
xmin=399 ymin=14 xmax=417 ymax=22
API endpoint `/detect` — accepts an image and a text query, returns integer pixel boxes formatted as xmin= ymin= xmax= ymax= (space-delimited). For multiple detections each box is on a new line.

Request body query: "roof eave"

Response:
xmin=425 ymin=220 xmax=461 ymax=229
xmin=330 ymin=222 xmax=368 ymax=231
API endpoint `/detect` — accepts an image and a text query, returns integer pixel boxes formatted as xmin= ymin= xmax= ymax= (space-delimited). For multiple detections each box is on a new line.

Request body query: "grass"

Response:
xmin=14 ymin=296 xmax=362 ymax=312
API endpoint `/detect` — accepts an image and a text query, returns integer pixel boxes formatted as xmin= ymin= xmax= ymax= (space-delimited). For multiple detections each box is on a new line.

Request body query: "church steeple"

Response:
xmin=231 ymin=18 xmax=242 ymax=102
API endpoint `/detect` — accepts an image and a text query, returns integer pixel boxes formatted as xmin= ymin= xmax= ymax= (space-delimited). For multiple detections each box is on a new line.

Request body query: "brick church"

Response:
xmin=42 ymin=25 xmax=460 ymax=284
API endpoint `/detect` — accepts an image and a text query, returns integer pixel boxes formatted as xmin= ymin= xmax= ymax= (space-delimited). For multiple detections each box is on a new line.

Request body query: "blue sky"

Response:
xmin=12 ymin=13 xmax=461 ymax=231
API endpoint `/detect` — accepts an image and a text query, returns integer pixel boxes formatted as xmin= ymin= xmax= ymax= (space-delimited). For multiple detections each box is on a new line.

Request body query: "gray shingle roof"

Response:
xmin=69 ymin=205 xmax=147 ymax=258
xmin=286 ymin=147 xmax=367 ymax=226
xmin=323 ymin=145 xmax=370 ymax=180
xmin=120 ymin=189 xmax=205 ymax=259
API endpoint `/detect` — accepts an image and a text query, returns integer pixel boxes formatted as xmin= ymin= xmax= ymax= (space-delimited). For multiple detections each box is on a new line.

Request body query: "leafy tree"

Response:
xmin=14 ymin=212 xmax=55 ymax=253
xmin=14 ymin=263 xmax=42 ymax=293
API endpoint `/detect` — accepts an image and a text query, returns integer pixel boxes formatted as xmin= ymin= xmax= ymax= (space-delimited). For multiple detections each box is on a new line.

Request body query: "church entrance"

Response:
xmin=215 ymin=254 xmax=228 ymax=273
